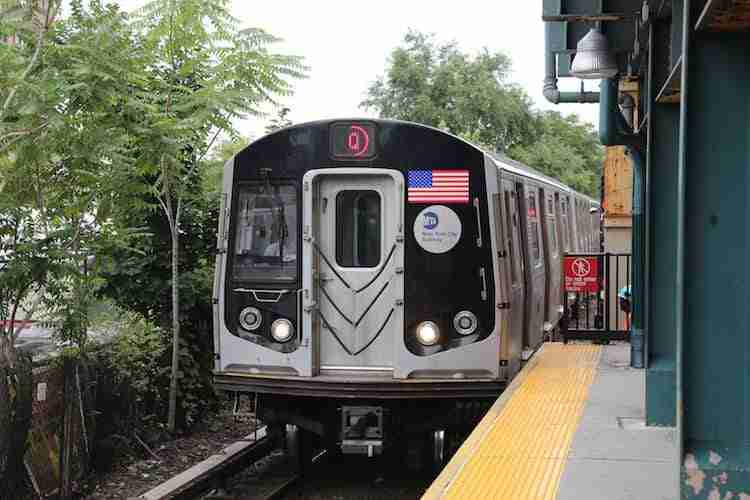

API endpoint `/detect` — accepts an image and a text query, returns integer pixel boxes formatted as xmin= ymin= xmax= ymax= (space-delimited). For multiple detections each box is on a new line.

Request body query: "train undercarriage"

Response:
xmin=217 ymin=374 xmax=503 ymax=466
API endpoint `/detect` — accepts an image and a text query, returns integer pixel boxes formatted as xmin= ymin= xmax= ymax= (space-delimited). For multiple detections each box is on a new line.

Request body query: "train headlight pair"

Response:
xmin=239 ymin=307 xmax=294 ymax=343
xmin=416 ymin=311 xmax=478 ymax=346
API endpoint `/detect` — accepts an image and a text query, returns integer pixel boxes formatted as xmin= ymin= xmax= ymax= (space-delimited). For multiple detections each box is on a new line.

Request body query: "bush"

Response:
xmin=92 ymin=301 xmax=216 ymax=433
xmin=94 ymin=306 xmax=166 ymax=429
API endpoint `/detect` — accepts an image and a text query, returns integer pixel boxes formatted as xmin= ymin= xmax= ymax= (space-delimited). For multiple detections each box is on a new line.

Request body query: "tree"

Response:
xmin=265 ymin=106 xmax=292 ymax=134
xmin=509 ymin=111 xmax=603 ymax=197
xmin=131 ymin=0 xmax=305 ymax=431
xmin=0 ymin=0 xmax=144 ymax=494
xmin=203 ymin=135 xmax=253 ymax=195
xmin=361 ymin=30 xmax=537 ymax=152
xmin=362 ymin=30 xmax=604 ymax=197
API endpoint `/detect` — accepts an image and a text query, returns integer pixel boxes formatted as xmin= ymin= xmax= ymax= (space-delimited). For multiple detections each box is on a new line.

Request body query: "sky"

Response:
xmin=114 ymin=0 xmax=600 ymax=139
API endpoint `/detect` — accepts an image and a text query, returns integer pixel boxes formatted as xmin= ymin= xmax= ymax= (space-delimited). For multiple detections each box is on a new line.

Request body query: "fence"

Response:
xmin=561 ymin=253 xmax=632 ymax=343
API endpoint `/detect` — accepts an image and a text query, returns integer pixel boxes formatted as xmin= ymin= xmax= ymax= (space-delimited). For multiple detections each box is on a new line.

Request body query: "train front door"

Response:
xmin=302 ymin=169 xmax=404 ymax=372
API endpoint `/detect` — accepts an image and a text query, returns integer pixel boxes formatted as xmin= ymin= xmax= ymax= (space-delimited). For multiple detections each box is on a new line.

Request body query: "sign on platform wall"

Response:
xmin=564 ymin=256 xmax=600 ymax=292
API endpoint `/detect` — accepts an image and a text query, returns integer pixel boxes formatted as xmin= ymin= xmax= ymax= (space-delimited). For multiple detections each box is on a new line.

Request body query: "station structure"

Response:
xmin=426 ymin=1 xmax=750 ymax=498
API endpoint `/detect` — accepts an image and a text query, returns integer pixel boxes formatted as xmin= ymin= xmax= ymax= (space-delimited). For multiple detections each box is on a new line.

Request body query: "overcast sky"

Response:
xmin=114 ymin=0 xmax=600 ymax=139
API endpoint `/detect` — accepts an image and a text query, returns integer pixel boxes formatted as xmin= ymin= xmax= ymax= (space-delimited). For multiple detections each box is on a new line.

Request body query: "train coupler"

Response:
xmin=340 ymin=406 xmax=384 ymax=457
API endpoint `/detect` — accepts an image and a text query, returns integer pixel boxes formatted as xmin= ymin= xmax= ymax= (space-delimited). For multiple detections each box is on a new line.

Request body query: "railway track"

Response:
xmin=137 ymin=425 xmax=288 ymax=500
xmin=139 ymin=426 xmax=433 ymax=500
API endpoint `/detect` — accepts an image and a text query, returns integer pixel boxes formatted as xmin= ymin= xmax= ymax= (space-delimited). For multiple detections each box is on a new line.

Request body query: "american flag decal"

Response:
xmin=408 ymin=170 xmax=470 ymax=204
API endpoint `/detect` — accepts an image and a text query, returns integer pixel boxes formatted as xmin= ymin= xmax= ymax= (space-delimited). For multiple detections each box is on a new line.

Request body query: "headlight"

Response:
xmin=239 ymin=307 xmax=262 ymax=331
xmin=453 ymin=311 xmax=478 ymax=335
xmin=270 ymin=318 xmax=294 ymax=343
xmin=416 ymin=321 xmax=440 ymax=346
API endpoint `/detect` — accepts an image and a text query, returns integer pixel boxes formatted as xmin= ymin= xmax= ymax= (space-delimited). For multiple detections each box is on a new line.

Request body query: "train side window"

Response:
xmin=549 ymin=216 xmax=558 ymax=256
xmin=527 ymin=193 xmax=541 ymax=265
xmin=504 ymin=191 xmax=518 ymax=284
xmin=547 ymin=196 xmax=558 ymax=256
xmin=335 ymin=190 xmax=381 ymax=268
xmin=560 ymin=200 xmax=570 ymax=252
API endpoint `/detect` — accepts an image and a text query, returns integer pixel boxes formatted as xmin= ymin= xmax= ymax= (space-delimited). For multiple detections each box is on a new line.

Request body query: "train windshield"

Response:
xmin=233 ymin=183 xmax=297 ymax=282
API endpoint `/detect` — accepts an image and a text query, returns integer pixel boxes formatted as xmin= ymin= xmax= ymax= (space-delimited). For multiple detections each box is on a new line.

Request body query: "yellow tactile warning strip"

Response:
xmin=423 ymin=343 xmax=602 ymax=500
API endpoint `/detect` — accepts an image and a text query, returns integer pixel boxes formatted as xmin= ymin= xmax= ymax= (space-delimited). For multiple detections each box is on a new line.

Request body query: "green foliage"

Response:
xmin=509 ymin=111 xmax=603 ymax=197
xmin=1 ymin=0 xmax=306 ymax=433
xmin=114 ymin=0 xmax=305 ymax=431
xmin=361 ymin=30 xmax=536 ymax=152
xmin=95 ymin=306 xmax=166 ymax=411
xmin=265 ymin=106 xmax=292 ymax=134
xmin=203 ymin=135 xmax=252 ymax=194
xmin=131 ymin=0 xmax=307 ymax=185
xmin=362 ymin=30 xmax=604 ymax=197
xmin=1 ymin=0 xmax=147 ymax=349
xmin=93 ymin=302 xmax=215 ymax=428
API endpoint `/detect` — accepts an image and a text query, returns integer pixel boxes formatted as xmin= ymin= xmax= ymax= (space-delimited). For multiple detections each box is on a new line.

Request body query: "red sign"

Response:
xmin=564 ymin=256 xmax=600 ymax=293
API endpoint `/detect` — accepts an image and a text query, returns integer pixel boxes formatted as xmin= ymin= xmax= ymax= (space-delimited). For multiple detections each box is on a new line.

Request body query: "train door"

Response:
xmin=518 ymin=182 xmax=546 ymax=352
xmin=540 ymin=189 xmax=562 ymax=328
xmin=303 ymin=169 xmax=404 ymax=371
xmin=500 ymin=180 xmax=525 ymax=365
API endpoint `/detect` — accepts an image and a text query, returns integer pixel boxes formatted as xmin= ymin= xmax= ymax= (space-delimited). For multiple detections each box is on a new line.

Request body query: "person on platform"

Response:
xmin=618 ymin=285 xmax=632 ymax=331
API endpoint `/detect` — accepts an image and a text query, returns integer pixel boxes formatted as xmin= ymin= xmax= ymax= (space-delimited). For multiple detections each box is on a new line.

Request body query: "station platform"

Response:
xmin=423 ymin=343 xmax=677 ymax=499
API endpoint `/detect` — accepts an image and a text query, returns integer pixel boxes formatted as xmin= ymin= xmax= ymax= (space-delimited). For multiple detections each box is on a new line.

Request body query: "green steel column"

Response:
xmin=645 ymin=18 xmax=678 ymax=429
xmin=628 ymin=148 xmax=644 ymax=369
xmin=598 ymin=78 xmax=644 ymax=369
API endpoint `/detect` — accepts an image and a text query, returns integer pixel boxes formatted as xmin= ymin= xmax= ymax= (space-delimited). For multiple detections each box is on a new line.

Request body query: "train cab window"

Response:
xmin=233 ymin=183 xmax=297 ymax=282
xmin=527 ymin=193 xmax=541 ymax=265
xmin=335 ymin=190 xmax=381 ymax=268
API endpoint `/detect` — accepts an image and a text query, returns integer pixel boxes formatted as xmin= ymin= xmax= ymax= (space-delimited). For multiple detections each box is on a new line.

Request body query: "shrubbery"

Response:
xmin=93 ymin=303 xmax=216 ymax=434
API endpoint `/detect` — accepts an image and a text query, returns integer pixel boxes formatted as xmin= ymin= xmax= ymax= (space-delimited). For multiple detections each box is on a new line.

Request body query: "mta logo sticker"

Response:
xmin=413 ymin=205 xmax=462 ymax=254
xmin=423 ymin=212 xmax=439 ymax=230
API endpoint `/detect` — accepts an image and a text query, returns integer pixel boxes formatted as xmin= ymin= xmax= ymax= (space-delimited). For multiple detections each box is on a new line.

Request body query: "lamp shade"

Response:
xmin=570 ymin=28 xmax=618 ymax=79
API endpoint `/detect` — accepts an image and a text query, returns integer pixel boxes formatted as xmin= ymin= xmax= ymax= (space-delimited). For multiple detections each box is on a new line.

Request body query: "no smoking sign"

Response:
xmin=564 ymin=256 xmax=600 ymax=293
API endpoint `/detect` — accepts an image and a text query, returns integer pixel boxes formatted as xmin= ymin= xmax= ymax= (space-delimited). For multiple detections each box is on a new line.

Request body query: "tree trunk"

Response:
xmin=0 ymin=338 xmax=33 ymax=500
xmin=167 ymin=224 xmax=180 ymax=432
xmin=59 ymin=358 xmax=75 ymax=500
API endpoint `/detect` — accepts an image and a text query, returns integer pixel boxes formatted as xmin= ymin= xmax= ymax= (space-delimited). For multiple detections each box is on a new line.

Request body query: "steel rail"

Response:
xmin=138 ymin=426 xmax=277 ymax=500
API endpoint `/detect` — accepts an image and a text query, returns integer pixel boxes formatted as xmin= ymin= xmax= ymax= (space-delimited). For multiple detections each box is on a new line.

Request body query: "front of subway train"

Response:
xmin=213 ymin=119 xmax=505 ymax=457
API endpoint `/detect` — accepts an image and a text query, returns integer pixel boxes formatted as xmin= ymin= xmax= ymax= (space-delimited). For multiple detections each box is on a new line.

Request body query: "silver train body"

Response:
xmin=212 ymin=120 xmax=600 ymax=454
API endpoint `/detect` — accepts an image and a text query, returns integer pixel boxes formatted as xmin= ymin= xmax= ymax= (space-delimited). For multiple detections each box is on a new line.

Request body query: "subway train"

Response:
xmin=212 ymin=119 xmax=600 ymax=460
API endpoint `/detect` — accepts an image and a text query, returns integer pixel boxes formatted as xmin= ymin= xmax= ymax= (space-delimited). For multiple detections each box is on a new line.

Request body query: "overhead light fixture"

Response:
xmin=570 ymin=27 xmax=618 ymax=80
